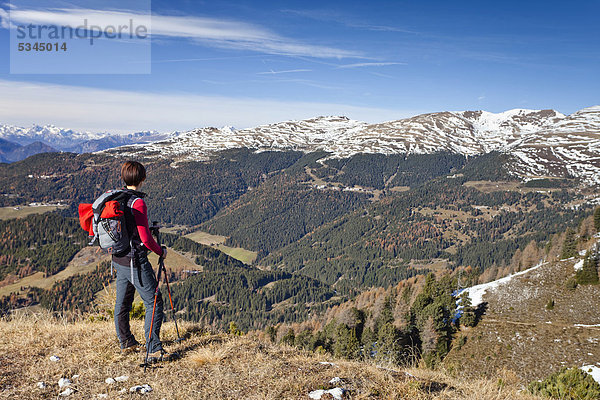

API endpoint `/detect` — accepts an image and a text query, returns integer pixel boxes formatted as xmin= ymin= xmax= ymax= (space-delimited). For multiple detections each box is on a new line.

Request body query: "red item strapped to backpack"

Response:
xmin=100 ymin=200 xmax=124 ymax=219
xmin=78 ymin=201 xmax=124 ymax=237
xmin=78 ymin=203 xmax=94 ymax=236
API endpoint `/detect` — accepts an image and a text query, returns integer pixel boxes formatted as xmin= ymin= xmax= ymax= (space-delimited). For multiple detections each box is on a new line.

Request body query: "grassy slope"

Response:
xmin=0 ymin=205 xmax=67 ymax=220
xmin=0 ymin=245 xmax=196 ymax=298
xmin=0 ymin=247 xmax=109 ymax=297
xmin=0 ymin=313 xmax=542 ymax=400
xmin=184 ymin=230 xmax=258 ymax=265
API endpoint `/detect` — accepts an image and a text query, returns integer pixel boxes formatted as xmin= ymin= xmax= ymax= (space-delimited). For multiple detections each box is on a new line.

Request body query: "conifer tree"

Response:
xmin=280 ymin=328 xmax=295 ymax=346
xmin=576 ymin=251 xmax=599 ymax=285
xmin=333 ymin=324 xmax=361 ymax=359
xmin=376 ymin=322 xmax=403 ymax=364
xmin=561 ymin=228 xmax=577 ymax=259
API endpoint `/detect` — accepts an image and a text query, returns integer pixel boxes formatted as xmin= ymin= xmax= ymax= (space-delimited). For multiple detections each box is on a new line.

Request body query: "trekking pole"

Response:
xmin=150 ymin=223 xmax=182 ymax=343
xmin=142 ymin=255 xmax=162 ymax=372
xmin=160 ymin=259 xmax=183 ymax=342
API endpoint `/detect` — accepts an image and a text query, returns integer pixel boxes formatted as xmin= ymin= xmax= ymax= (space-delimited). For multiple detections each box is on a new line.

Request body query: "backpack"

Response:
xmin=81 ymin=190 xmax=139 ymax=256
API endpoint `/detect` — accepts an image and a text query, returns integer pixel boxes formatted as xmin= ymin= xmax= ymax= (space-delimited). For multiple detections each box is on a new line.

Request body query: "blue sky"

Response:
xmin=0 ymin=0 xmax=598 ymax=133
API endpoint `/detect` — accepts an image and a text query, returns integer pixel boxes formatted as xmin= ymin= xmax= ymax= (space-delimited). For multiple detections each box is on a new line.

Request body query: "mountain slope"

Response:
xmin=259 ymin=172 xmax=590 ymax=290
xmin=445 ymin=228 xmax=600 ymax=382
xmin=0 ymin=138 xmax=21 ymax=163
xmin=5 ymin=105 xmax=599 ymax=182
xmin=8 ymin=141 xmax=58 ymax=162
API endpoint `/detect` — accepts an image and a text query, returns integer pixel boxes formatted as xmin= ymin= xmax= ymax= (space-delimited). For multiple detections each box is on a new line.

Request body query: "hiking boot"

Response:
xmin=121 ymin=341 xmax=142 ymax=354
xmin=147 ymin=349 xmax=179 ymax=364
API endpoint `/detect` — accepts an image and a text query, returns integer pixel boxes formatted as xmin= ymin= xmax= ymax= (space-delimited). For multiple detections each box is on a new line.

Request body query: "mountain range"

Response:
xmin=111 ymin=105 xmax=600 ymax=185
xmin=0 ymin=124 xmax=172 ymax=159
xmin=0 ymin=138 xmax=57 ymax=163
xmin=2 ymin=105 xmax=600 ymax=184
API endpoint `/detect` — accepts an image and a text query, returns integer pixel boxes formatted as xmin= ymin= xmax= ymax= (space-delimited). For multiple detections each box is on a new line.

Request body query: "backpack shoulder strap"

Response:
xmin=127 ymin=195 xmax=141 ymax=209
xmin=123 ymin=194 xmax=140 ymax=240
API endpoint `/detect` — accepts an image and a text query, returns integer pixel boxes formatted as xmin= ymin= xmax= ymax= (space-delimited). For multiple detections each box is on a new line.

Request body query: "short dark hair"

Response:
xmin=121 ymin=161 xmax=146 ymax=186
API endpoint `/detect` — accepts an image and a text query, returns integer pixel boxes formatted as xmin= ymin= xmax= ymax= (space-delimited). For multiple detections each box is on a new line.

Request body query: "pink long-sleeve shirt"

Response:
xmin=131 ymin=198 xmax=163 ymax=256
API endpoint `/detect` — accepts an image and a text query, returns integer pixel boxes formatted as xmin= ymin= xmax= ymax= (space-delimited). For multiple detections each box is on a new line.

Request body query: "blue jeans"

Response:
xmin=113 ymin=257 xmax=164 ymax=353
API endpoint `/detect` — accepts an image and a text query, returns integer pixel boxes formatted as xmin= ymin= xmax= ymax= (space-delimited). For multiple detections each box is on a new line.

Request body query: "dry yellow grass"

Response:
xmin=0 ymin=312 xmax=544 ymax=400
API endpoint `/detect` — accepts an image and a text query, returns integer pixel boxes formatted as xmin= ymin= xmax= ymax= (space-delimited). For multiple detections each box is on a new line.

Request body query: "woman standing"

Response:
xmin=112 ymin=161 xmax=171 ymax=361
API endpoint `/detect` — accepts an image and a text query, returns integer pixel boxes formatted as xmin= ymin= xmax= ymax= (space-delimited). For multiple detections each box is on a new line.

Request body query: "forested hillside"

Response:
xmin=318 ymin=152 xmax=467 ymax=189
xmin=0 ymin=147 xmax=593 ymax=337
xmin=0 ymin=213 xmax=86 ymax=281
xmin=262 ymin=177 xmax=588 ymax=290
xmin=202 ymin=170 xmax=371 ymax=258
xmin=157 ymin=233 xmax=342 ymax=330
xmin=0 ymin=149 xmax=303 ymax=225
xmin=0 ymin=227 xmax=343 ymax=330
xmin=257 ymin=216 xmax=600 ymax=385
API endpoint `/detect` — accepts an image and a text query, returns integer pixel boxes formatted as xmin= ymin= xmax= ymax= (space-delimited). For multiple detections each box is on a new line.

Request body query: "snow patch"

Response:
xmin=319 ymin=361 xmax=337 ymax=367
xmin=58 ymin=378 xmax=71 ymax=388
xmin=106 ymin=375 xmax=128 ymax=384
xmin=581 ymin=365 xmax=600 ymax=384
xmin=465 ymin=261 xmax=547 ymax=307
xmin=574 ymin=259 xmax=584 ymax=271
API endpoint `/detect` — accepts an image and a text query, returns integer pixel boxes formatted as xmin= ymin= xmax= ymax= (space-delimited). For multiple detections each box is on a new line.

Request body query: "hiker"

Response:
xmin=111 ymin=161 xmax=170 ymax=359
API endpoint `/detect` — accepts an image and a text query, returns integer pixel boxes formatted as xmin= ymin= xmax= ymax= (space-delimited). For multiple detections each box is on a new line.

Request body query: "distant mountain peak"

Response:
xmin=0 ymin=123 xmax=174 ymax=161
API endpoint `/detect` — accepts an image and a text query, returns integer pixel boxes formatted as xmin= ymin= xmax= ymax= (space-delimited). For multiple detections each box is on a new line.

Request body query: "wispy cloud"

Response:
xmin=282 ymin=9 xmax=418 ymax=34
xmin=147 ymin=55 xmax=265 ymax=64
xmin=0 ymin=79 xmax=414 ymax=133
xmin=0 ymin=7 xmax=9 ymax=28
xmin=4 ymin=7 xmax=362 ymax=59
xmin=336 ymin=62 xmax=406 ymax=69
xmin=257 ymin=69 xmax=312 ymax=75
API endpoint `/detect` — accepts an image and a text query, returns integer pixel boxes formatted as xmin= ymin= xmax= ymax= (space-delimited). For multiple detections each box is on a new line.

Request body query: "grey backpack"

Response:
xmin=90 ymin=190 xmax=138 ymax=256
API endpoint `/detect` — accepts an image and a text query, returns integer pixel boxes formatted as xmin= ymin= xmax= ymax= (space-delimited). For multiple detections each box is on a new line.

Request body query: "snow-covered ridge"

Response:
xmin=109 ymin=106 xmax=600 ymax=185
xmin=4 ymin=106 xmax=600 ymax=184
